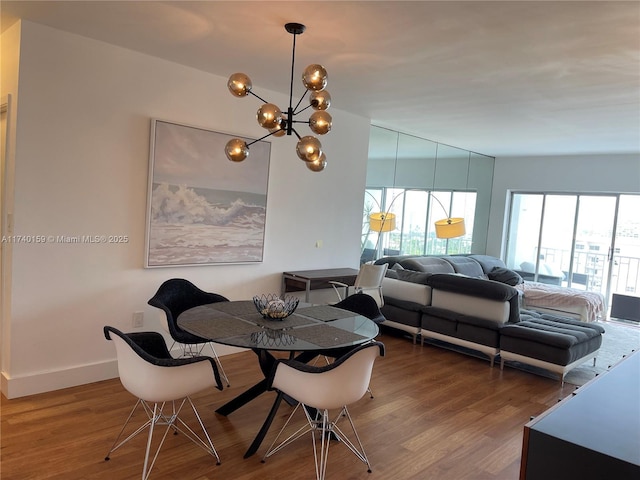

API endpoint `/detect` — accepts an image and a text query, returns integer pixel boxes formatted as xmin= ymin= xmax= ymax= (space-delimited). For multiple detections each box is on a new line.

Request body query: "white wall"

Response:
xmin=487 ymin=154 xmax=640 ymax=257
xmin=1 ymin=21 xmax=370 ymax=398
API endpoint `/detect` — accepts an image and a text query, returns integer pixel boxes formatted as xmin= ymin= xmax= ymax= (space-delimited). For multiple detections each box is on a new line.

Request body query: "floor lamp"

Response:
xmin=365 ymin=191 xmax=466 ymax=260
xmin=368 ymin=211 xmax=397 ymax=258
xmin=430 ymin=193 xmax=466 ymax=239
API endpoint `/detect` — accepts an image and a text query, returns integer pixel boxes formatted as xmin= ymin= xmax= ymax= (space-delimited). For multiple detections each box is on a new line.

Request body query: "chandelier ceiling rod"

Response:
xmin=224 ymin=22 xmax=333 ymax=172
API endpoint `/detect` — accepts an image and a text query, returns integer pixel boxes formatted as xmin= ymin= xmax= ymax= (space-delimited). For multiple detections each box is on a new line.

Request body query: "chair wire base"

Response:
xmin=170 ymin=341 xmax=231 ymax=387
xmin=262 ymin=404 xmax=371 ymax=480
xmin=105 ymin=397 xmax=220 ymax=480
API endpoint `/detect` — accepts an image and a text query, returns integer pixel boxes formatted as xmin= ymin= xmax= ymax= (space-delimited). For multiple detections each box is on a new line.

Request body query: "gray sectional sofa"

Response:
xmin=373 ymin=254 xmax=605 ymax=382
xmin=375 ymin=254 xmax=517 ymax=342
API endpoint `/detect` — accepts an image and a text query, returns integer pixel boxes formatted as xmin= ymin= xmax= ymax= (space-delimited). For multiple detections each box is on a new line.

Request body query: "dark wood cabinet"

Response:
xmin=520 ymin=350 xmax=640 ymax=479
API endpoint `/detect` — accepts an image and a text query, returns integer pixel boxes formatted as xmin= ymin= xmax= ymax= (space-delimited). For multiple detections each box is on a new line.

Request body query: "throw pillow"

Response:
xmin=488 ymin=267 xmax=524 ymax=286
xmin=396 ymin=270 xmax=432 ymax=285
xmin=385 ymin=269 xmax=399 ymax=279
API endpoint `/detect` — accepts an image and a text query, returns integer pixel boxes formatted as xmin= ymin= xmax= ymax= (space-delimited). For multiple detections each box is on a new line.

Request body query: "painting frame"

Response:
xmin=144 ymin=119 xmax=271 ymax=268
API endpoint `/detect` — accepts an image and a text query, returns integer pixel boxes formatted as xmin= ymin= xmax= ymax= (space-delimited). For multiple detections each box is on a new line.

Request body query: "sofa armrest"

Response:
xmin=426 ymin=274 xmax=520 ymax=324
xmin=382 ymin=277 xmax=432 ymax=306
xmin=426 ymin=274 xmax=518 ymax=302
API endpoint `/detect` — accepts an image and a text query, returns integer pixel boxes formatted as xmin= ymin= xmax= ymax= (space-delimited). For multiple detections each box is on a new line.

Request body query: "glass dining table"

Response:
xmin=177 ymin=300 xmax=379 ymax=458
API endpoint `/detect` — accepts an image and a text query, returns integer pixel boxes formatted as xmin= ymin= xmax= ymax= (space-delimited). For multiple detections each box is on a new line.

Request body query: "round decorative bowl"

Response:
xmin=253 ymin=294 xmax=299 ymax=320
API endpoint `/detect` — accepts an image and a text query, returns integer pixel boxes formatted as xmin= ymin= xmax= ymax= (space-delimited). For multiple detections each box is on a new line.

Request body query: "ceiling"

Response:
xmin=2 ymin=1 xmax=639 ymax=158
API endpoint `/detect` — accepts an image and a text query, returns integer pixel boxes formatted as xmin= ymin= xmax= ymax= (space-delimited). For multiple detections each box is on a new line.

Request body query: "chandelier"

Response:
xmin=224 ymin=22 xmax=332 ymax=172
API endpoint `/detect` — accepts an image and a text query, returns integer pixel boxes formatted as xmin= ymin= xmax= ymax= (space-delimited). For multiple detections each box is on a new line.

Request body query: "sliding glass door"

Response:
xmin=611 ymin=195 xmax=640 ymax=298
xmin=506 ymin=192 xmax=640 ymax=312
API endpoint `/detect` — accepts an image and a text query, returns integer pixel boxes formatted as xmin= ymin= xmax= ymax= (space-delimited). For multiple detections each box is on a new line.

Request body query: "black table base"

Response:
xmin=215 ymin=349 xmax=319 ymax=458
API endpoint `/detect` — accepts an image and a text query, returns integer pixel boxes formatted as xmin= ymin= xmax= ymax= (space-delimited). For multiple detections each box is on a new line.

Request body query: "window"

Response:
xmin=505 ymin=192 xmax=640 ymax=310
xmin=363 ymin=187 xmax=476 ymax=257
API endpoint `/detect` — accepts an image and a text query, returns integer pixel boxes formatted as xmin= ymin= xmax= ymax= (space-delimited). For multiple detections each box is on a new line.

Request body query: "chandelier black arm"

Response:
xmin=294 ymin=103 xmax=314 ymax=115
xmin=246 ymin=130 xmax=279 ymax=147
xmin=289 ymin=126 xmax=302 ymax=140
xmin=248 ymin=90 xmax=270 ymax=104
xmin=292 ymin=89 xmax=309 ymax=114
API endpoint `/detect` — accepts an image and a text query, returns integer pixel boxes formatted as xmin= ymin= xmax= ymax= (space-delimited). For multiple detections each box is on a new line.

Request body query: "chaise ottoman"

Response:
xmin=499 ymin=310 xmax=605 ymax=384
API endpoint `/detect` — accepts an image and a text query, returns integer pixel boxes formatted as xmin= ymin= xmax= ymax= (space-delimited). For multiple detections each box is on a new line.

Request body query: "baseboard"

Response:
xmin=2 ymin=359 xmax=120 ymax=399
xmin=1 ymin=343 xmax=246 ymax=399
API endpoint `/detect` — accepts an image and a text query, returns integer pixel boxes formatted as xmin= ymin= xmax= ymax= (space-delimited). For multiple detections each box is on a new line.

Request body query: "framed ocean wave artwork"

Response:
xmin=145 ymin=119 xmax=271 ymax=267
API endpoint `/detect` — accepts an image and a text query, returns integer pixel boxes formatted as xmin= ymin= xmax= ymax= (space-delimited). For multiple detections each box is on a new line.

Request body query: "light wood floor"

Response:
xmin=1 ymin=329 xmax=576 ymax=480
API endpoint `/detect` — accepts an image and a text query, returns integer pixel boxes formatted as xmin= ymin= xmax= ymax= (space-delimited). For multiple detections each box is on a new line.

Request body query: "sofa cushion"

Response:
xmin=422 ymin=306 xmax=503 ymax=331
xmin=441 ymin=256 xmax=485 ymax=277
xmin=384 ymin=262 xmax=406 ymax=279
xmin=500 ymin=316 xmax=604 ymax=365
xmin=468 ymin=255 xmax=508 ymax=274
xmin=374 ymin=255 xmax=420 ymax=269
xmin=385 ymin=297 xmax=428 ymax=312
xmin=421 ymin=309 xmax=458 ymax=336
xmin=399 ymin=257 xmax=455 ymax=274
xmin=385 ymin=269 xmax=399 ymax=279
xmin=381 ymin=303 xmax=422 ymax=328
xmin=488 ymin=267 xmax=524 ymax=286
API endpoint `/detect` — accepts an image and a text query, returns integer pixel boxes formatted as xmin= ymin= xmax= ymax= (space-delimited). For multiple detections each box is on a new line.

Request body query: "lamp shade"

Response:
xmin=369 ymin=212 xmax=397 ymax=233
xmin=434 ymin=217 xmax=465 ymax=239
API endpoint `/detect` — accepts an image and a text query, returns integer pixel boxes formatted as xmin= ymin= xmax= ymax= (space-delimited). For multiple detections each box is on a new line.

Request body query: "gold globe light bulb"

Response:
xmin=309 ymin=111 xmax=332 ymax=135
xmin=225 ymin=138 xmax=249 ymax=162
xmin=302 ymin=64 xmax=328 ymax=92
xmin=310 ymin=90 xmax=331 ymax=110
xmin=296 ymin=136 xmax=322 ymax=162
xmin=227 ymin=73 xmax=252 ymax=97
xmin=306 ymin=152 xmax=327 ymax=172
xmin=256 ymin=103 xmax=282 ymax=129
xmin=269 ymin=116 xmax=287 ymax=137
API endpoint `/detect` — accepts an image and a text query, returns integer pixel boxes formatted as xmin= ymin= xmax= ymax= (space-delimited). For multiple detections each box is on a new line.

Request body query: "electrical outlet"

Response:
xmin=132 ymin=311 xmax=144 ymax=328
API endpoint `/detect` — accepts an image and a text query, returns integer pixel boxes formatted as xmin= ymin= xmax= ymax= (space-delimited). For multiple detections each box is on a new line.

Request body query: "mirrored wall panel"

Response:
xmin=364 ymin=126 xmax=495 ymax=261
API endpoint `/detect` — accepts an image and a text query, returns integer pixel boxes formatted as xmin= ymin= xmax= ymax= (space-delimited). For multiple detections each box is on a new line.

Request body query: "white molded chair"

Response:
xmin=262 ymin=341 xmax=385 ymax=480
xmin=329 ymin=263 xmax=388 ymax=307
xmin=103 ymin=326 xmax=222 ymax=480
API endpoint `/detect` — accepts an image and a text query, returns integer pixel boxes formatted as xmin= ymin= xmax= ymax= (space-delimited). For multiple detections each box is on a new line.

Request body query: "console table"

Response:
xmin=282 ymin=268 xmax=359 ymax=302
xmin=520 ymin=349 xmax=640 ymax=479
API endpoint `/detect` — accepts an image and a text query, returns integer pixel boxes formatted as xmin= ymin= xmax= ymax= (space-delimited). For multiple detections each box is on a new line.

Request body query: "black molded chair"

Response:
xmin=148 ymin=278 xmax=231 ymax=386
xmin=334 ymin=293 xmax=386 ymax=325
xmin=262 ymin=341 xmax=385 ymax=480
xmin=321 ymin=293 xmax=385 ymax=398
xmin=103 ymin=326 xmax=222 ymax=480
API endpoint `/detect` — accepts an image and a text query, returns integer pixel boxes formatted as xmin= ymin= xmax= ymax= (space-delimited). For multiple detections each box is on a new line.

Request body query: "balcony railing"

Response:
xmin=536 ymin=247 xmax=639 ymax=315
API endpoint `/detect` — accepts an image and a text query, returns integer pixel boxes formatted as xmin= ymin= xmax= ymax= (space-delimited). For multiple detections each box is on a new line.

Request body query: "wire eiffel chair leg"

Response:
xmin=208 ymin=342 xmax=230 ymax=387
xmin=105 ymin=399 xmax=147 ymax=460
